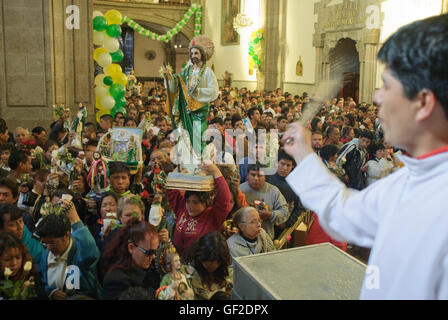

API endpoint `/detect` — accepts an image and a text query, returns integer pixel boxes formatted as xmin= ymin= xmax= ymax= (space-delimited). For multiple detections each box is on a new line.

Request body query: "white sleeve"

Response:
xmin=286 ymin=153 xmax=381 ymax=247
xmin=437 ymin=254 xmax=448 ymax=299
xmin=195 ymin=68 xmax=219 ymax=103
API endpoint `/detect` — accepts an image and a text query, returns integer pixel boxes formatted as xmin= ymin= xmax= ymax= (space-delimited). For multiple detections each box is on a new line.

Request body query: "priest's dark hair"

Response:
xmin=377 ymin=13 xmax=448 ymax=119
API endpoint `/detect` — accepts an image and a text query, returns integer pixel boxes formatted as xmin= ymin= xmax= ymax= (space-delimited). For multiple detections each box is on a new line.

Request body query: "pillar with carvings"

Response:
xmin=358 ymin=29 xmax=380 ymax=104
xmin=313 ymin=33 xmax=325 ymax=84
xmin=263 ymin=0 xmax=287 ymax=91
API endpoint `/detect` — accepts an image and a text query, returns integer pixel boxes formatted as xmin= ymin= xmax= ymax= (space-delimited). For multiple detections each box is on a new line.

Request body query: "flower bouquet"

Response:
xmin=101 ymin=212 xmax=122 ymax=239
xmin=51 ymin=147 xmax=75 ymax=176
xmin=0 ymin=262 xmax=36 ymax=300
xmin=52 ymin=104 xmax=71 ymax=131
xmin=20 ymin=139 xmax=37 ymax=152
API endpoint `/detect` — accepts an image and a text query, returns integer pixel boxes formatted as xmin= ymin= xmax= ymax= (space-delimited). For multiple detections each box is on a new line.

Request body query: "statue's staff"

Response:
xmin=162 ymin=62 xmax=176 ymax=131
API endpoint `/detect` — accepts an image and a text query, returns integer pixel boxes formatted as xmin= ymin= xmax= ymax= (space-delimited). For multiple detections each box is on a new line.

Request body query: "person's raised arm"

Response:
xmin=200 ymin=162 xmax=231 ymax=226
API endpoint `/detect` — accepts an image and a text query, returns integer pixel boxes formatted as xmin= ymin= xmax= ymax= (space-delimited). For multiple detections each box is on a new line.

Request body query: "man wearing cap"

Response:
xmin=162 ymin=35 xmax=219 ymax=166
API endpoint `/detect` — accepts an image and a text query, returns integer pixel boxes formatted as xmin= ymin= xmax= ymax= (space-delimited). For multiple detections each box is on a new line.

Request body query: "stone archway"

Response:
xmin=329 ymin=38 xmax=360 ymax=101
xmin=313 ymin=0 xmax=383 ymax=104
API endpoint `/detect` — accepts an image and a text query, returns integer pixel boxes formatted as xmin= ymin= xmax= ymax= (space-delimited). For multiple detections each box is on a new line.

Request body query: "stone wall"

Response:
xmin=0 ymin=0 xmax=53 ymax=130
xmin=0 ymin=0 xmax=95 ymax=131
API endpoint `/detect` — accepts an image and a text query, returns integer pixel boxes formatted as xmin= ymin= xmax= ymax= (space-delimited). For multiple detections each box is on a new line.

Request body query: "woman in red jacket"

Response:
xmin=167 ymin=163 xmax=231 ymax=257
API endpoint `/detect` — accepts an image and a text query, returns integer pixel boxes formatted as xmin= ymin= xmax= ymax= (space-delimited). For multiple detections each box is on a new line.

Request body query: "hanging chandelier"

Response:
xmin=233 ymin=13 xmax=253 ymax=34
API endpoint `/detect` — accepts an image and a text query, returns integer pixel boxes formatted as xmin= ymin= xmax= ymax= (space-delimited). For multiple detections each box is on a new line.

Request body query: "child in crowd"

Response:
xmin=0 ymin=231 xmax=46 ymax=299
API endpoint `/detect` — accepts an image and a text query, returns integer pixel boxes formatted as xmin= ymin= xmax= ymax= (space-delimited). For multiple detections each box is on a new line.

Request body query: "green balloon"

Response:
xmin=106 ymin=24 xmax=122 ymax=38
xmin=93 ymin=16 xmax=108 ymax=32
xmin=110 ymin=50 xmax=124 ymax=63
xmin=115 ymin=97 xmax=127 ymax=108
xmin=254 ymin=38 xmax=260 ymax=44
xmin=109 ymin=83 xmax=126 ymax=99
xmin=103 ymin=76 xmax=114 ymax=86
xmin=111 ymin=105 xmax=127 ymax=118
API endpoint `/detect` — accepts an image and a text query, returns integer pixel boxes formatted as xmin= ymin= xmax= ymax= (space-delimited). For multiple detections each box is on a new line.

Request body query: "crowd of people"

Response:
xmin=0 ymin=82 xmax=401 ymax=300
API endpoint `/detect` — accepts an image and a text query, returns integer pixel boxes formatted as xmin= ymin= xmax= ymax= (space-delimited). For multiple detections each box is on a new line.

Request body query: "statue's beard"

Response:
xmin=191 ymin=57 xmax=201 ymax=65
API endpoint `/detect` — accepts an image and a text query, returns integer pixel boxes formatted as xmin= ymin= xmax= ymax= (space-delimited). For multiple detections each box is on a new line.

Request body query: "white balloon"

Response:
xmin=103 ymin=37 xmax=120 ymax=52
xmin=95 ymin=85 xmax=109 ymax=99
xmin=101 ymin=95 xmax=115 ymax=110
xmin=94 ymin=74 xmax=106 ymax=87
xmin=93 ymin=31 xmax=106 ymax=46
xmin=93 ymin=11 xmax=104 ymax=18
xmin=97 ymin=52 xmax=112 ymax=68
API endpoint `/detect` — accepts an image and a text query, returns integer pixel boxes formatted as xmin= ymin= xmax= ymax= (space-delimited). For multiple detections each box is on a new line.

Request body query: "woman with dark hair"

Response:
xmin=320 ymin=144 xmax=347 ymax=184
xmin=148 ymin=88 xmax=160 ymax=102
xmin=124 ymin=117 xmax=137 ymax=128
xmin=88 ymin=191 xmax=119 ymax=248
xmin=186 ymin=231 xmax=232 ymax=300
xmin=48 ymin=121 xmax=68 ymax=146
xmin=343 ymin=113 xmax=356 ymax=128
xmin=341 ymin=126 xmax=355 ymax=144
xmin=366 ymin=143 xmax=399 ymax=186
xmin=167 ymin=162 xmax=231 ymax=257
xmin=102 ymin=219 xmax=160 ymax=300
xmin=310 ymin=117 xmax=322 ymax=132
xmin=100 ymin=194 xmax=147 ymax=255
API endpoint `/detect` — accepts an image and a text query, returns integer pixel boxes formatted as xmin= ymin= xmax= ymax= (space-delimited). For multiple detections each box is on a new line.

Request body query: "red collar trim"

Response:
xmin=416 ymin=145 xmax=448 ymax=160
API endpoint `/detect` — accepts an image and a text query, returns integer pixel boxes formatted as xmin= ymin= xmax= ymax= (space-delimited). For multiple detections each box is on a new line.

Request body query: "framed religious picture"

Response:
xmin=221 ymin=0 xmax=240 ymax=46
xmin=97 ymin=127 xmax=143 ymax=174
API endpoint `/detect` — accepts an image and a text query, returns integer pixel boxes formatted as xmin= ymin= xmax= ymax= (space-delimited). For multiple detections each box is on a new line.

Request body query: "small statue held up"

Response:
xmin=71 ymin=103 xmax=87 ymax=150
xmin=86 ymin=152 xmax=109 ymax=202
xmin=155 ymin=246 xmax=195 ymax=300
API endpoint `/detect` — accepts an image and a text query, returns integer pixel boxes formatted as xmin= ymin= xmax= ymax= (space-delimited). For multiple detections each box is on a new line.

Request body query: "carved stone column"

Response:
xmin=263 ymin=0 xmax=287 ymax=91
xmin=359 ymin=29 xmax=379 ymax=103
xmin=321 ymin=44 xmax=331 ymax=82
xmin=313 ymin=33 xmax=325 ymax=84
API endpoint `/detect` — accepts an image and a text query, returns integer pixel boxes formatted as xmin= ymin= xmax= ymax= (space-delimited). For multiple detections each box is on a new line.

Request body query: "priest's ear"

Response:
xmin=414 ymin=89 xmax=440 ymax=123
